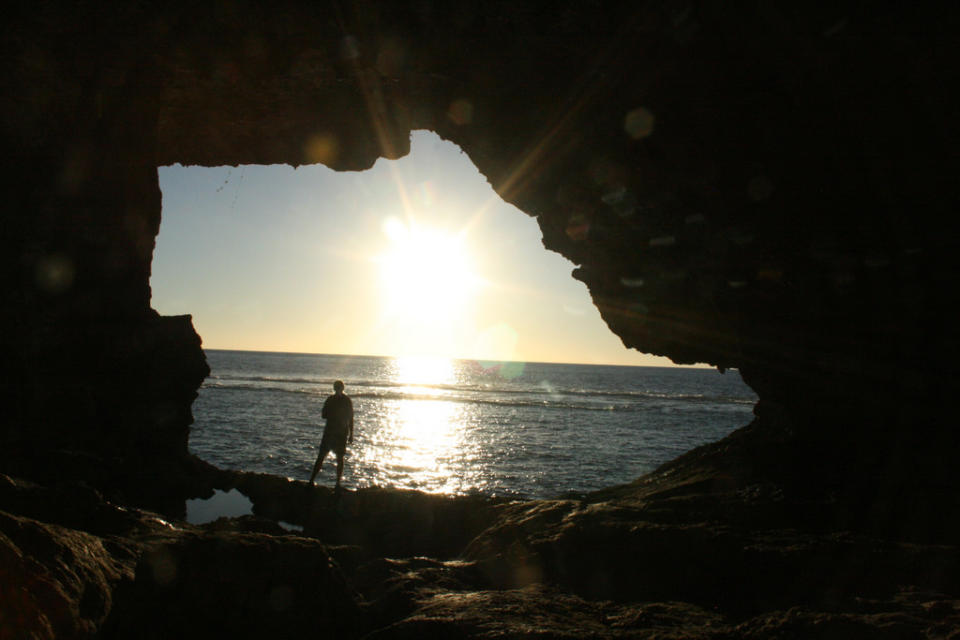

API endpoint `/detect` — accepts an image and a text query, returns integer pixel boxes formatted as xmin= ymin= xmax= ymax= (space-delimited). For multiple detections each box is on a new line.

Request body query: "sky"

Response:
xmin=151 ymin=130 xmax=688 ymax=367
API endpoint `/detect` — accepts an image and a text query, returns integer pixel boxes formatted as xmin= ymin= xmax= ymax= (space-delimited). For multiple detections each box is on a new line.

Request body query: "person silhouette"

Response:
xmin=308 ymin=380 xmax=354 ymax=488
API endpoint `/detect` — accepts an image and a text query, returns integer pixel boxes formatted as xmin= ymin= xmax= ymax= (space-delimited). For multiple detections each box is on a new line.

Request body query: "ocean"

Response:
xmin=189 ymin=350 xmax=757 ymax=499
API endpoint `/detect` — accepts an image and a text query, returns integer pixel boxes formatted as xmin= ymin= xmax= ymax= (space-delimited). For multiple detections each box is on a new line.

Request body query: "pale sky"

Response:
xmin=151 ymin=130 xmax=689 ymax=367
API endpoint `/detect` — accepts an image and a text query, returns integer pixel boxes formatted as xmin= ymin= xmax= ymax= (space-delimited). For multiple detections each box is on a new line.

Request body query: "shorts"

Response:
xmin=319 ymin=426 xmax=348 ymax=456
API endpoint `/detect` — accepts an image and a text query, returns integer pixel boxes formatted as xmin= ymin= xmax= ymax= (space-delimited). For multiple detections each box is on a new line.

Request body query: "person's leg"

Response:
xmin=309 ymin=445 xmax=330 ymax=484
xmin=335 ymin=451 xmax=344 ymax=487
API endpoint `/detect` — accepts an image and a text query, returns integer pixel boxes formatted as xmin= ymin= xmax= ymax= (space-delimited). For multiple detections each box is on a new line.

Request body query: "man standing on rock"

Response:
xmin=309 ymin=380 xmax=354 ymax=488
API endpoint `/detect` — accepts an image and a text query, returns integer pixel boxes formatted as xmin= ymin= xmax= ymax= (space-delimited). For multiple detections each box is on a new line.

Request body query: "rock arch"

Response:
xmin=2 ymin=2 xmax=957 ymax=532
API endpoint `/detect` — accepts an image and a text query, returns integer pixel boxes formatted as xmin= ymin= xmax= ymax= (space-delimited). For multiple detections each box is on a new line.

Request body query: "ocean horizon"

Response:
xmin=189 ymin=349 xmax=758 ymax=499
xmin=197 ymin=346 xmax=719 ymax=369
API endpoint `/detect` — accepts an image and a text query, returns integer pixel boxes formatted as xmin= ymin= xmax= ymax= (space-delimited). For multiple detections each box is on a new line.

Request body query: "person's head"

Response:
xmin=333 ymin=380 xmax=345 ymax=393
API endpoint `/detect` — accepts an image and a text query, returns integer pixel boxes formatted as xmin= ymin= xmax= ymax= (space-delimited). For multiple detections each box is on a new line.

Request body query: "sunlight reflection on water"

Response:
xmin=188 ymin=351 xmax=757 ymax=498
xmin=358 ymin=356 xmax=478 ymax=493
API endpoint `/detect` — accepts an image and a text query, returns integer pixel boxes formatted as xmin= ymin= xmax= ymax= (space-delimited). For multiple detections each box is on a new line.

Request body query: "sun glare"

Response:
xmin=377 ymin=218 xmax=482 ymax=355
xmin=394 ymin=354 xmax=456 ymax=387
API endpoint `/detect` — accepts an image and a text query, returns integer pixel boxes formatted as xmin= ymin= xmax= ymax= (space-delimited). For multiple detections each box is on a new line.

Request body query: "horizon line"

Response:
xmin=200 ymin=346 xmax=717 ymax=370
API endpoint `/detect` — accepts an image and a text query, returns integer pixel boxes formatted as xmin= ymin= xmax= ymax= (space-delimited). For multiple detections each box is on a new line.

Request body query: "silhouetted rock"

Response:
xmin=3 ymin=464 xmax=960 ymax=638
xmin=0 ymin=510 xmax=135 ymax=639
xmin=102 ymin=530 xmax=358 ymax=639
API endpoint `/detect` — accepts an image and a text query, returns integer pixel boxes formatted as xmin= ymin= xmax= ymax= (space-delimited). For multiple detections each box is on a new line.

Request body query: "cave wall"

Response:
xmin=2 ymin=2 xmax=957 ymax=497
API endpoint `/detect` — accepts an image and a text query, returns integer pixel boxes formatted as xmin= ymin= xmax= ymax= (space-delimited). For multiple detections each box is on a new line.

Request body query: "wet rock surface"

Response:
xmin=0 ymin=509 xmax=134 ymax=640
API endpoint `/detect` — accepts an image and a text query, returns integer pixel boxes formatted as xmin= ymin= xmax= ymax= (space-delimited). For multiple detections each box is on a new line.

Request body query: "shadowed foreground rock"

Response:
xmin=3 ymin=430 xmax=960 ymax=639
xmin=366 ymin=586 xmax=960 ymax=640
xmin=102 ymin=531 xmax=358 ymax=639
xmin=0 ymin=510 xmax=133 ymax=639
xmin=0 ymin=474 xmax=359 ymax=640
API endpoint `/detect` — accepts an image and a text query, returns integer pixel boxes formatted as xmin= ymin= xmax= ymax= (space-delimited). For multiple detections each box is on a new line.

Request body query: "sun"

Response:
xmin=377 ymin=218 xmax=481 ymax=353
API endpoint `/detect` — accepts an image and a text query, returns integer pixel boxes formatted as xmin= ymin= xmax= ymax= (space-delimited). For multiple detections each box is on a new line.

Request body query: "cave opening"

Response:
xmin=151 ymin=130 xmax=756 ymax=498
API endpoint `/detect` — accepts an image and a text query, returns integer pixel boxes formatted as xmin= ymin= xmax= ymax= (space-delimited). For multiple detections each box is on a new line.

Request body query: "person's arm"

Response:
xmin=348 ymin=398 xmax=354 ymax=443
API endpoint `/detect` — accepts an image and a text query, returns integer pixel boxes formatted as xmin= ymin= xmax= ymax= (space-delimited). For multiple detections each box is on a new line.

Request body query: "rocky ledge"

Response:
xmin=4 ymin=418 xmax=959 ymax=639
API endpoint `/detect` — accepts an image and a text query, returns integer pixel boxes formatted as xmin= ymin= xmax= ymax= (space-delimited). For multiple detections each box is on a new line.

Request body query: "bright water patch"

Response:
xmin=185 ymin=489 xmax=254 ymax=524
xmin=189 ymin=351 xmax=757 ymax=499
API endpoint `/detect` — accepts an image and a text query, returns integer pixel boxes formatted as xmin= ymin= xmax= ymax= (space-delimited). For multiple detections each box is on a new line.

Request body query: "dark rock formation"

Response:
xmin=3 ymin=0 xmax=958 ymax=511
xmin=0 ymin=474 xmax=360 ymax=639
xmin=221 ymin=469 xmax=511 ymax=558
xmin=103 ymin=529 xmax=358 ymax=639
xmin=2 ymin=1 xmax=959 ymax=637
xmin=5 ymin=469 xmax=959 ymax=638
xmin=365 ymin=586 xmax=960 ymax=640
xmin=0 ymin=509 xmax=134 ymax=639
